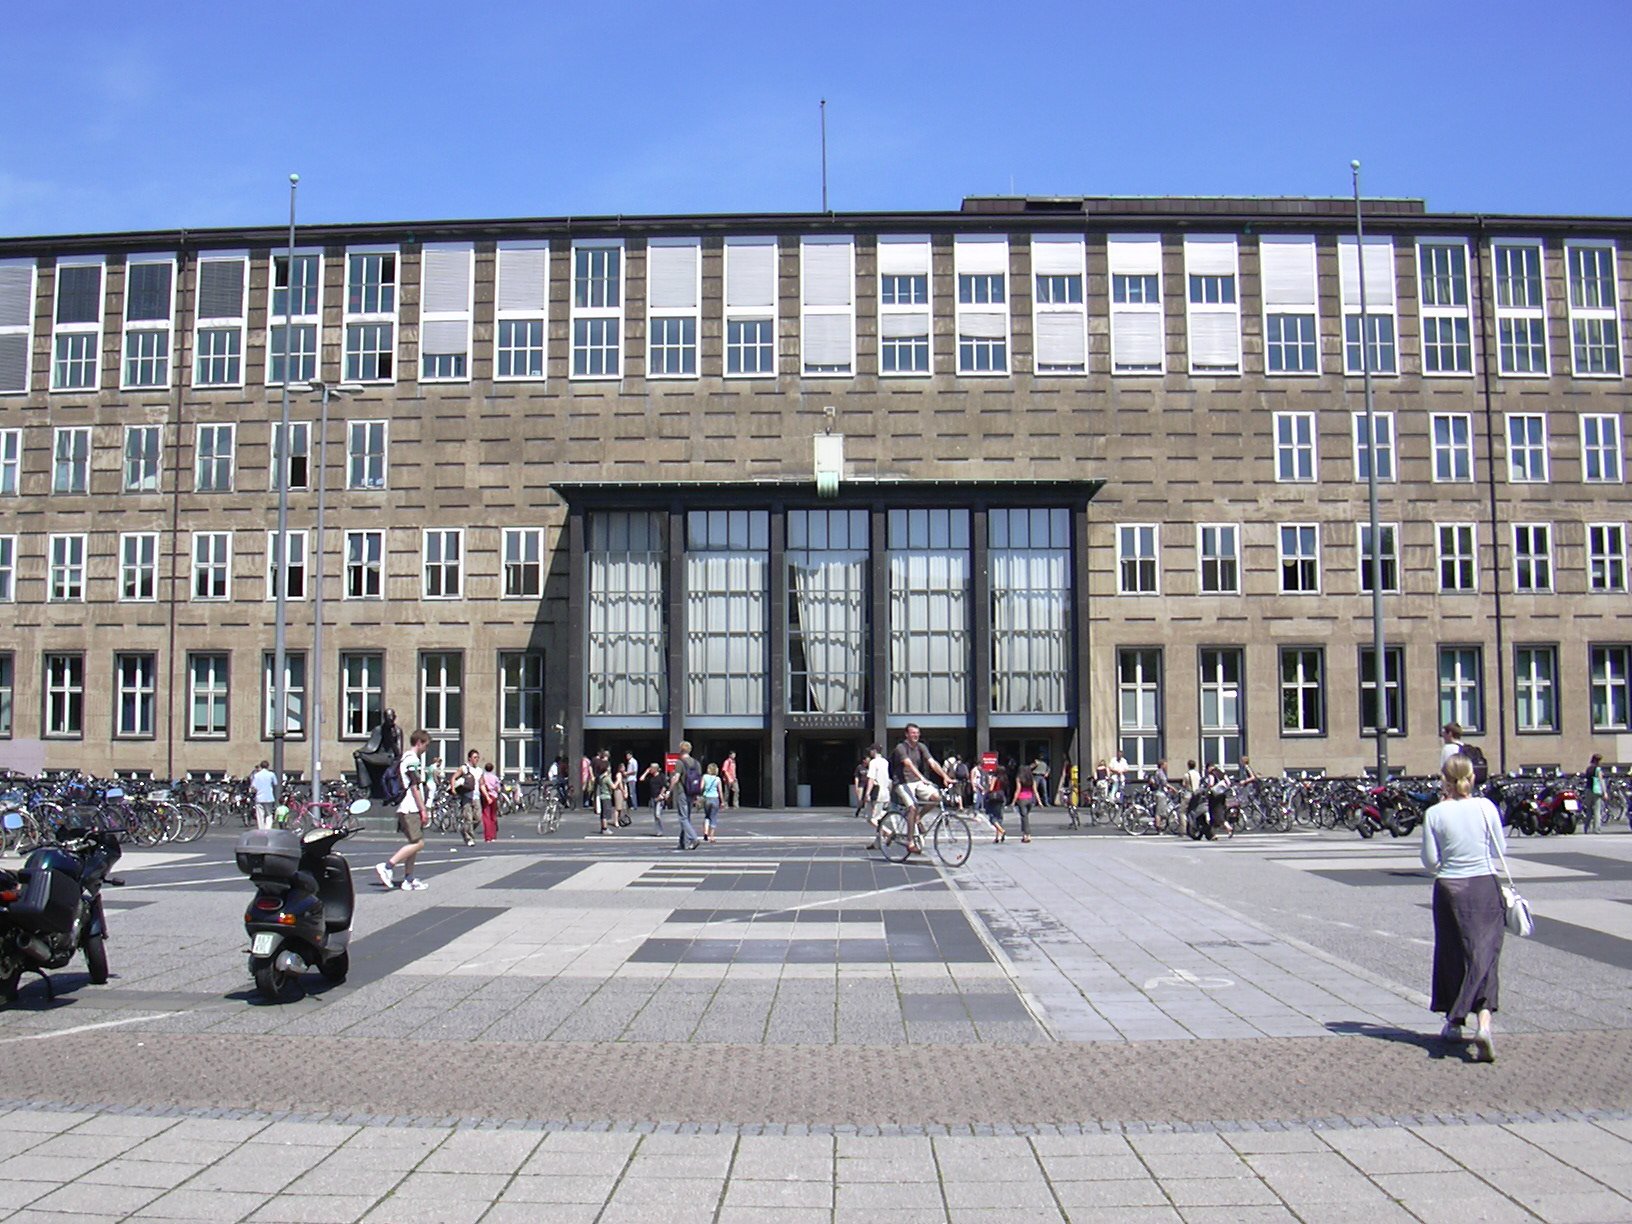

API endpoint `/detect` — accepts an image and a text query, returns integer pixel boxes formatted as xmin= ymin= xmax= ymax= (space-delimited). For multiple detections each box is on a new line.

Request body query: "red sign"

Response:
xmin=981 ymin=752 xmax=998 ymax=772
xmin=664 ymin=753 xmax=680 ymax=775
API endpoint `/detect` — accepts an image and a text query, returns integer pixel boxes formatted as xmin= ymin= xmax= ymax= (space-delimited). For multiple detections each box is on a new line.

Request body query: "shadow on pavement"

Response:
xmin=1326 ymin=1020 xmax=1475 ymax=1061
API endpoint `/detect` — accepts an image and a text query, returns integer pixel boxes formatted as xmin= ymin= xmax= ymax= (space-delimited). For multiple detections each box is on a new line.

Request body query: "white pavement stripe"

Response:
xmin=0 ymin=1013 xmax=178 ymax=1043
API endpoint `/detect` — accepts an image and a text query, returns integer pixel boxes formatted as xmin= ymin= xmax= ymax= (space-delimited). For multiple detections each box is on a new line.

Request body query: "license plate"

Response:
xmin=1564 ymin=798 xmax=1579 ymax=812
xmin=251 ymin=933 xmax=278 ymax=956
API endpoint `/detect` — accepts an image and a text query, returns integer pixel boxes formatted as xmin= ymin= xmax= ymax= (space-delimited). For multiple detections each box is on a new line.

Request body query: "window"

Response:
xmin=888 ymin=509 xmax=970 ymax=715
xmin=955 ymin=235 xmax=1009 ymax=375
xmin=587 ymin=512 xmax=665 ymax=716
xmin=687 ymin=510 xmax=770 ymax=715
xmin=1417 ymin=241 xmax=1473 ymax=374
xmin=1567 ymin=243 xmax=1622 ymax=376
xmin=1184 ymin=235 xmax=1240 ymax=374
xmin=347 ymin=420 xmax=387 ymax=490
xmin=0 ymin=536 xmax=14 ymax=602
xmin=0 ymin=653 xmax=11 ymax=736
xmin=1279 ymin=524 xmax=1320 ymax=594
xmin=48 ymin=534 xmax=86 ymax=601
xmin=44 ymin=653 xmax=84 ymax=738
xmin=188 ymin=652 xmax=229 ymax=738
xmin=191 ymin=531 xmax=232 ymax=600
xmin=801 ymin=236 xmax=854 ymax=375
xmin=1515 ymin=645 xmax=1558 ymax=733
xmin=1339 ymin=236 xmax=1397 ymax=374
xmin=1512 ymin=523 xmax=1552 ymax=593
xmin=1197 ymin=524 xmax=1239 ymax=594
xmin=1109 ymin=235 xmax=1164 ymax=374
xmin=1590 ymin=646 xmax=1632 ymax=732
xmin=340 ymin=652 xmax=383 ymax=738
xmin=1588 ymin=524 xmax=1627 ymax=593
xmin=646 ymin=238 xmax=699 ymax=378
xmin=1117 ymin=648 xmax=1163 ymax=769
xmin=1260 ymin=235 xmax=1320 ymax=375
xmin=1032 ymin=235 xmax=1087 ymax=375
xmin=1274 ymin=412 xmax=1316 ymax=482
xmin=121 ymin=257 xmax=174 ymax=389
xmin=571 ymin=241 xmax=622 ymax=378
xmin=1581 ymin=414 xmax=1623 ymax=483
xmin=1438 ymin=647 xmax=1485 ymax=733
xmin=1279 ymin=647 xmax=1324 ymax=736
xmin=789 ymin=509 xmax=870 ymax=715
xmin=1437 ymin=524 xmax=1478 ymax=593
xmin=878 ymin=236 xmax=932 ymax=376
xmin=1358 ymin=523 xmax=1400 ymax=593
xmin=1359 ymin=646 xmax=1405 ymax=735
xmin=418 ymin=243 xmax=472 ymax=381
xmin=52 ymin=258 xmax=104 ymax=391
xmin=499 ymin=651 xmax=544 ymax=778
xmin=1198 ymin=648 xmax=1243 ymax=769
xmin=1431 ymin=413 xmax=1474 ymax=482
xmin=419 ymin=652 xmax=463 ymax=766
xmin=193 ymin=254 xmax=247 ymax=387
xmin=271 ymin=421 xmax=310 ymax=492
xmin=119 ymin=532 xmax=158 ymax=601
xmin=990 ymin=508 xmax=1069 ymax=715
xmin=1117 ymin=524 xmax=1158 ymax=595
xmin=1494 ymin=242 xmax=1548 ymax=376
xmin=194 ymin=422 xmax=235 ymax=492
xmin=123 ymin=424 xmax=162 ymax=492
xmin=266 ymin=529 xmax=308 ymax=600
xmin=502 ymin=527 xmax=544 ymax=598
xmin=495 ymin=242 xmax=548 ymax=380
xmin=262 ymin=651 xmax=306 ymax=739
xmin=0 ymin=429 xmax=18 ymax=494
xmin=1505 ymin=413 xmax=1548 ymax=482
xmin=268 ymin=251 xmax=322 ymax=385
xmin=344 ymin=530 xmax=384 ymax=599
xmin=1352 ymin=413 xmax=1395 ymax=482
xmin=724 ymin=237 xmax=777 ymax=377
xmin=344 ymin=249 xmax=397 ymax=382
xmin=422 ymin=528 xmax=463 ymax=599
xmin=0 ymin=259 xmax=36 ymax=394
xmin=115 ymin=653 xmax=157 ymax=738
xmin=52 ymin=425 xmax=90 ymax=494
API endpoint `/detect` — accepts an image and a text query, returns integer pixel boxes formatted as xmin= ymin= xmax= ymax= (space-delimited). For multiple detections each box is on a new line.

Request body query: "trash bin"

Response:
xmin=796 ymin=784 xmax=812 ymax=808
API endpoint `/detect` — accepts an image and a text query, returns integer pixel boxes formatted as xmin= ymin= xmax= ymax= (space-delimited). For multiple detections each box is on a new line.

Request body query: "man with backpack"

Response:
xmin=664 ymin=740 xmax=703 ymax=851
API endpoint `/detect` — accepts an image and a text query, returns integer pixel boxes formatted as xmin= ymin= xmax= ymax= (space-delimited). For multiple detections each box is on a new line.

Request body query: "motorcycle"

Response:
xmin=0 ymin=814 xmax=123 ymax=1002
xmin=1487 ymin=776 xmax=1576 ymax=836
xmin=1353 ymin=782 xmax=1432 ymax=838
xmin=235 ymin=799 xmax=368 ymax=1003
xmin=1534 ymin=782 xmax=1580 ymax=836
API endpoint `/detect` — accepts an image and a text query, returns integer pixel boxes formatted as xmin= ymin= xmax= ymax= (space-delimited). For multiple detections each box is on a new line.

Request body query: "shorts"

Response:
xmin=893 ymin=780 xmax=940 ymax=809
xmin=397 ymin=810 xmax=425 ymax=843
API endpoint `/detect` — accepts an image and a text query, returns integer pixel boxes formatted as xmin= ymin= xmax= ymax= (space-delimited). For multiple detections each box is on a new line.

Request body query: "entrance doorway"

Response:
xmin=796 ymin=737 xmax=866 ymax=807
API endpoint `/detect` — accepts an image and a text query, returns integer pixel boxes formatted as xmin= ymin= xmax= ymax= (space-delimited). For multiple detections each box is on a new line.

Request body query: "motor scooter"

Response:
xmin=235 ymin=799 xmax=368 ymax=1002
xmin=0 ymin=815 xmax=123 ymax=1002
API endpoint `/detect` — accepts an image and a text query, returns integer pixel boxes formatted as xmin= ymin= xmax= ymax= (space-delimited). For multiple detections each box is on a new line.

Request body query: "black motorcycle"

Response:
xmin=0 ymin=815 xmax=123 ymax=1002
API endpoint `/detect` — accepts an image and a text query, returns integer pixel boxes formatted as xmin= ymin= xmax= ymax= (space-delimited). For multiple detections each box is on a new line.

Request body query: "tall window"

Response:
xmin=1032 ymin=235 xmax=1087 ymax=375
xmin=687 ymin=510 xmax=769 ymax=716
xmin=0 ymin=429 xmax=19 ymax=494
xmin=888 ymin=509 xmax=970 ymax=715
xmin=48 ymin=534 xmax=86 ymax=601
xmin=115 ymin=652 xmax=157 ymax=738
xmin=499 ymin=651 xmax=544 ymax=778
xmin=587 ymin=512 xmax=665 ymax=716
xmin=344 ymin=249 xmax=397 ymax=382
xmin=1512 ymin=523 xmax=1552 ymax=593
xmin=0 ymin=536 xmax=14 ymax=602
xmin=1339 ymin=236 xmax=1397 ymax=374
xmin=422 ymin=528 xmax=463 ymax=599
xmin=1431 ymin=413 xmax=1473 ymax=482
xmin=1279 ymin=524 xmax=1320 ymax=594
xmin=52 ymin=259 xmax=104 ymax=391
xmin=1117 ymin=648 xmax=1163 ymax=769
xmin=878 ymin=235 xmax=931 ymax=375
xmin=419 ymin=652 xmax=463 ymax=766
xmin=1198 ymin=648 xmax=1243 ymax=769
xmin=1494 ymin=242 xmax=1548 ymax=375
xmin=1581 ymin=414 xmax=1623 ymax=483
xmin=344 ymin=530 xmax=384 ymax=599
xmin=347 ymin=420 xmax=387 ymax=489
xmin=647 ymin=238 xmax=700 ymax=378
xmin=955 ymin=235 xmax=1009 ymax=374
xmin=1117 ymin=524 xmax=1158 ymax=595
xmin=44 ymin=653 xmax=84 ymax=738
xmin=193 ymin=255 xmax=247 ymax=387
xmin=122 ymin=257 xmax=174 ymax=389
xmin=1109 ymin=234 xmax=1164 ymax=374
xmin=788 ymin=509 xmax=869 ymax=715
xmin=800 ymin=236 xmax=855 ymax=375
xmin=1437 ymin=524 xmax=1478 ymax=593
xmin=724 ymin=237 xmax=777 ymax=377
xmin=1438 ymin=646 xmax=1484 ymax=733
xmin=1352 ymin=413 xmax=1396 ymax=481
xmin=191 ymin=531 xmax=232 ymax=600
xmin=1417 ymin=241 xmax=1472 ymax=374
xmin=1184 ymin=235 xmax=1240 ymax=374
xmin=418 ymin=243 xmax=473 ymax=381
xmin=1590 ymin=646 xmax=1632 ymax=732
xmin=124 ymin=424 xmax=162 ymax=492
xmin=120 ymin=532 xmax=158 ymax=601
xmin=1505 ymin=414 xmax=1548 ymax=482
xmin=1279 ymin=647 xmax=1324 ymax=736
xmin=271 ymin=421 xmax=310 ymax=491
xmin=1274 ymin=411 xmax=1316 ymax=482
xmin=266 ymin=529 xmax=308 ymax=600
xmin=1567 ymin=242 xmax=1622 ymax=376
xmin=268 ymin=251 xmax=322 ymax=385
xmin=340 ymin=652 xmax=383 ymax=738
xmin=1198 ymin=524 xmax=1239 ymax=594
xmin=1588 ymin=524 xmax=1627 ymax=593
xmin=188 ymin=652 xmax=229 ymax=739
xmin=194 ymin=423 xmax=235 ymax=492
xmin=1514 ymin=645 xmax=1558 ymax=733
xmin=261 ymin=651 xmax=306 ymax=739
xmin=0 ymin=259 xmax=35 ymax=394
xmin=0 ymin=653 xmax=12 ymax=737
xmin=1359 ymin=646 xmax=1405 ymax=735
xmin=990 ymin=509 xmax=1069 ymax=715
xmin=502 ymin=527 xmax=543 ymax=598
xmin=571 ymin=241 xmax=622 ymax=378
xmin=1260 ymin=235 xmax=1319 ymax=374
xmin=1358 ymin=523 xmax=1399 ymax=593
xmin=52 ymin=425 xmax=90 ymax=493
xmin=495 ymin=242 xmax=549 ymax=380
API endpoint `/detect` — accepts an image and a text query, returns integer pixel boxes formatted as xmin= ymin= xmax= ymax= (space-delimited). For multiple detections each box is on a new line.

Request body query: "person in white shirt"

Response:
xmin=249 ymin=761 xmax=278 ymax=830
xmin=1440 ymin=722 xmax=1465 ymax=767
xmin=864 ymin=743 xmax=891 ymax=849
xmin=377 ymin=730 xmax=433 ymax=891
xmin=1108 ymin=751 xmax=1130 ymax=797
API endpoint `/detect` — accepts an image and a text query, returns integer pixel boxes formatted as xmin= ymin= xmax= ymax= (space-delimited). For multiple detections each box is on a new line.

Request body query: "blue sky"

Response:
xmin=2 ymin=0 xmax=1628 ymax=236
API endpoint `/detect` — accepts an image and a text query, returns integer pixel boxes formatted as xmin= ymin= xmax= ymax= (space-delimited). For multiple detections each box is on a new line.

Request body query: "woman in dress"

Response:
xmin=700 ymin=763 xmax=723 ymax=842
xmin=1420 ymin=752 xmax=1504 ymax=1062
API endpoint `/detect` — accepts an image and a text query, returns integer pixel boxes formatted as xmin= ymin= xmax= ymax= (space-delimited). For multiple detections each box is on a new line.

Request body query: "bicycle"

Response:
xmin=537 ymin=784 xmax=564 ymax=835
xmin=876 ymin=789 xmax=974 ymax=868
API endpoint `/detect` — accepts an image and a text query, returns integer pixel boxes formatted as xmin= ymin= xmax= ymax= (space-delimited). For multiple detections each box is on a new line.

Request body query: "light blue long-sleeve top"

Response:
xmin=1420 ymin=795 xmax=1505 ymax=878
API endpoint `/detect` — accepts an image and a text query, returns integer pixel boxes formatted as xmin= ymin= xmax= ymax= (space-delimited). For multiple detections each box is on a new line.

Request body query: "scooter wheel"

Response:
xmin=1357 ymin=822 xmax=1374 ymax=839
xmin=318 ymin=952 xmax=350 ymax=984
xmin=254 ymin=960 xmax=300 ymax=1004
xmin=83 ymin=934 xmax=108 ymax=985
xmin=1558 ymin=814 xmax=1577 ymax=835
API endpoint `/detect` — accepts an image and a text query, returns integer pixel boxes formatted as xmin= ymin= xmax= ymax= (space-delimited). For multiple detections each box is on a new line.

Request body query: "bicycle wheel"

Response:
xmin=932 ymin=815 xmax=972 ymax=867
xmin=877 ymin=808 xmax=912 ymax=863
xmin=175 ymin=804 xmax=209 ymax=843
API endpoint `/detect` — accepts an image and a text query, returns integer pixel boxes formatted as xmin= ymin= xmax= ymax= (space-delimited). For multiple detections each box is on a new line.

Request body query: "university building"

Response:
xmin=0 ymin=193 xmax=1627 ymax=803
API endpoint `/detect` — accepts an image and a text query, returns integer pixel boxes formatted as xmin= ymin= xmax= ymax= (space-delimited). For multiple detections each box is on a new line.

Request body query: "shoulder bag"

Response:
xmin=1485 ymin=809 xmax=1535 ymax=937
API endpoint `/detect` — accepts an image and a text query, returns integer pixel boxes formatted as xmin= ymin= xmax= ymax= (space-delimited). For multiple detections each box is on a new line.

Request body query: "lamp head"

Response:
xmin=289 ymin=173 xmax=300 ymax=186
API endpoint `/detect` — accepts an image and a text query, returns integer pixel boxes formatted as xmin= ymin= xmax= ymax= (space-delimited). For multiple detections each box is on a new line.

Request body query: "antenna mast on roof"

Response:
xmin=820 ymin=99 xmax=829 ymax=212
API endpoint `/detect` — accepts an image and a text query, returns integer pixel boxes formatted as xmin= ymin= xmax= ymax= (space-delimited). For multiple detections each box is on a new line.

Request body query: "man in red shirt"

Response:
xmin=721 ymin=751 xmax=740 ymax=809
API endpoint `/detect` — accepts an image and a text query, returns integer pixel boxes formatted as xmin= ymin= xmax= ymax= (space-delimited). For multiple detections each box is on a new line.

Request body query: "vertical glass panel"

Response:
xmin=686 ymin=509 xmax=769 ymax=716
xmin=888 ymin=509 xmax=970 ymax=715
xmin=587 ymin=512 xmax=666 ymax=716
xmin=788 ymin=509 xmax=868 ymax=714
xmin=991 ymin=508 xmax=1069 ymax=714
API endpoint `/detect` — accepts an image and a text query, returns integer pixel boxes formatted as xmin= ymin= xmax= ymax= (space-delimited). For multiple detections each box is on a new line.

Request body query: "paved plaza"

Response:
xmin=2 ymin=808 xmax=1632 ymax=1221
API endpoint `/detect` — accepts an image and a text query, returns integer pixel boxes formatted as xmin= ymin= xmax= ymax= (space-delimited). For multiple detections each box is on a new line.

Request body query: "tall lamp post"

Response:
xmin=301 ymin=381 xmax=351 ymax=803
xmin=1352 ymin=160 xmax=1389 ymax=783
xmin=271 ymin=173 xmax=300 ymax=781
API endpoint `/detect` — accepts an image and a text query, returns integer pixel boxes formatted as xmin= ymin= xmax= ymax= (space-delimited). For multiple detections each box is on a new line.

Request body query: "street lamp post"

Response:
xmin=304 ymin=381 xmax=350 ymax=804
xmin=271 ymin=173 xmax=300 ymax=782
xmin=1352 ymin=160 xmax=1389 ymax=783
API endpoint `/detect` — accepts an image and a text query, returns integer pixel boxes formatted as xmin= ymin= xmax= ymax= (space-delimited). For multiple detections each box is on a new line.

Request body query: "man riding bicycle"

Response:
xmin=890 ymin=723 xmax=952 ymax=855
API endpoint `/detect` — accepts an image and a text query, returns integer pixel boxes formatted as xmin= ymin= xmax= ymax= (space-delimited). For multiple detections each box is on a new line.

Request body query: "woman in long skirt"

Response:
xmin=1421 ymin=753 xmax=1505 ymax=1062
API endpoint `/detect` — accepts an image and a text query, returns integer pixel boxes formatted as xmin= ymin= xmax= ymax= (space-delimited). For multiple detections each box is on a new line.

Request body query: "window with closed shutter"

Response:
xmin=1260 ymin=236 xmax=1319 ymax=375
xmin=955 ymin=234 xmax=1009 ymax=375
xmin=495 ymin=243 xmax=548 ymax=380
xmin=1338 ymin=236 xmax=1397 ymax=375
xmin=52 ymin=259 xmax=104 ymax=391
xmin=647 ymin=238 xmax=699 ymax=378
xmin=419 ymin=244 xmax=472 ymax=382
xmin=122 ymin=257 xmax=174 ymax=390
xmin=725 ymin=238 xmax=777 ymax=377
xmin=1184 ymin=236 xmax=1240 ymax=375
xmin=1032 ymin=235 xmax=1086 ymax=374
xmin=800 ymin=236 xmax=853 ymax=375
xmin=878 ymin=235 xmax=931 ymax=375
xmin=194 ymin=255 xmax=247 ymax=387
xmin=1109 ymin=236 xmax=1164 ymax=374
xmin=0 ymin=260 xmax=34 ymax=393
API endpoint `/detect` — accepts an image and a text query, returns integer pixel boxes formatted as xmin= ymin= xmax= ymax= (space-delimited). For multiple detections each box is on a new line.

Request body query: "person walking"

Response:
xmin=1031 ymin=755 xmax=1051 ymax=806
xmin=623 ymin=752 xmax=640 ymax=809
xmin=852 ymin=752 xmax=871 ymax=817
xmin=478 ymin=761 xmax=501 ymax=842
xmin=376 ymin=729 xmax=433 ymax=891
xmin=579 ymin=754 xmax=594 ymax=808
xmin=1013 ymin=765 xmax=1037 ymax=843
xmin=701 ymin=763 xmax=723 ymax=842
xmin=1421 ymin=752 xmax=1505 ymax=1062
xmin=722 ymin=751 xmax=740 ymax=809
xmin=863 ymin=743 xmax=889 ymax=850
xmin=1584 ymin=752 xmax=1607 ymax=834
xmin=665 ymin=741 xmax=702 ymax=851
xmin=249 ymin=760 xmax=278 ymax=831
xmin=984 ymin=758 xmax=1010 ymax=843
xmin=1182 ymin=759 xmax=1203 ymax=838
xmin=1149 ymin=757 xmax=1175 ymax=833
xmin=639 ymin=760 xmax=667 ymax=836
xmin=610 ymin=756 xmax=630 ymax=829
xmin=450 ymin=748 xmax=481 ymax=846
xmin=594 ymin=754 xmax=616 ymax=835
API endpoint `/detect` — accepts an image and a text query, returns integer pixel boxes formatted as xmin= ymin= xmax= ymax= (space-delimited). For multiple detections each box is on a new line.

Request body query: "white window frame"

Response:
xmin=271 ymin=420 xmax=310 ymax=492
xmin=1279 ymin=646 xmax=1326 ymax=737
xmin=344 ymin=529 xmax=385 ymax=600
xmin=1116 ymin=523 xmax=1159 ymax=596
xmin=1278 ymin=523 xmax=1321 ymax=595
xmin=120 ymin=254 xmax=175 ymax=391
xmin=1416 ymin=239 xmax=1474 ymax=377
xmin=266 ymin=249 xmax=324 ymax=387
xmin=1196 ymin=523 xmax=1240 ymax=595
xmin=1338 ymin=236 xmax=1398 ymax=376
xmin=1430 ymin=412 xmax=1474 ymax=483
xmin=1031 ymin=234 xmax=1087 ymax=376
xmin=877 ymin=235 xmax=932 ymax=378
xmin=418 ymin=242 xmax=474 ymax=384
xmin=1352 ymin=412 xmax=1396 ymax=483
xmin=1590 ymin=645 xmax=1632 ymax=733
xmin=1258 ymin=235 xmax=1320 ymax=376
xmin=52 ymin=425 xmax=91 ymax=495
xmin=1511 ymin=523 xmax=1553 ymax=593
xmin=494 ymin=241 xmax=549 ymax=382
xmin=262 ymin=650 xmax=307 ymax=740
xmin=1588 ymin=523 xmax=1628 ymax=594
xmin=0 ymin=428 xmax=19 ymax=496
xmin=119 ymin=531 xmax=159 ymax=602
xmin=1184 ymin=235 xmax=1240 ymax=375
xmin=1493 ymin=239 xmax=1550 ymax=377
xmin=1438 ymin=646 xmax=1485 ymax=734
xmin=724 ymin=237 xmax=778 ymax=378
xmin=1581 ymin=413 xmax=1623 ymax=483
xmin=1566 ymin=241 xmax=1623 ymax=378
xmin=569 ymin=239 xmax=623 ymax=380
xmin=1514 ymin=645 xmax=1559 ymax=734
xmin=342 ymin=245 xmax=399 ymax=385
xmin=422 ymin=527 xmax=464 ymax=600
xmin=347 ymin=419 xmax=388 ymax=491
xmin=1436 ymin=523 xmax=1478 ymax=594
xmin=645 ymin=237 xmax=700 ymax=380
xmin=1109 ymin=234 xmax=1164 ymax=375
xmin=800 ymin=235 xmax=855 ymax=376
xmin=115 ymin=651 xmax=158 ymax=739
xmin=1357 ymin=522 xmax=1401 ymax=594
xmin=187 ymin=652 xmax=230 ymax=740
xmin=43 ymin=653 xmax=85 ymax=739
xmin=194 ymin=422 xmax=236 ymax=493
xmin=0 ymin=535 xmax=14 ymax=602
xmin=1505 ymin=412 xmax=1549 ymax=483
xmin=954 ymin=234 xmax=1010 ymax=376
xmin=1273 ymin=411 xmax=1317 ymax=483
xmin=51 ymin=256 xmax=104 ymax=392
xmin=0 ymin=258 xmax=36 ymax=395
xmin=191 ymin=531 xmax=233 ymax=602
xmin=123 ymin=424 xmax=162 ymax=493
xmin=48 ymin=532 xmax=87 ymax=602
xmin=340 ymin=651 xmax=384 ymax=739
xmin=502 ymin=526 xmax=544 ymax=599
xmin=265 ymin=528 xmax=308 ymax=601
xmin=192 ymin=252 xmax=248 ymax=389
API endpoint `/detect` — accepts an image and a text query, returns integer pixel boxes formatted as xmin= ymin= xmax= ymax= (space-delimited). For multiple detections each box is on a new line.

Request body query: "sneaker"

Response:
xmin=1440 ymin=1022 xmax=1465 ymax=1044
xmin=374 ymin=862 xmax=395 ymax=890
xmin=1471 ymin=1026 xmax=1495 ymax=1063
xmin=404 ymin=877 xmax=429 ymax=891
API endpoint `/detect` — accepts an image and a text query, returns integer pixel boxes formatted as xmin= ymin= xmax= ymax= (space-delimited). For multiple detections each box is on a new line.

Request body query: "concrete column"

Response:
xmin=768 ymin=505 xmax=787 ymax=808
xmin=565 ymin=505 xmax=586 ymax=777
xmin=971 ymin=504 xmax=991 ymax=756
xmin=870 ymin=504 xmax=890 ymax=752
xmin=666 ymin=505 xmax=687 ymax=749
xmin=1071 ymin=501 xmax=1093 ymax=764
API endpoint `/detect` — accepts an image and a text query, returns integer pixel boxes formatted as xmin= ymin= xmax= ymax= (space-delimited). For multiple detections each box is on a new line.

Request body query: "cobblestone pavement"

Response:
xmin=1 ymin=810 xmax=1630 ymax=1220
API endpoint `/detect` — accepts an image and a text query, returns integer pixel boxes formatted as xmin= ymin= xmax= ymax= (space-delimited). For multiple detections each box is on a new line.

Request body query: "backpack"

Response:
xmin=683 ymin=760 xmax=704 ymax=799
xmin=1460 ymin=744 xmax=1489 ymax=787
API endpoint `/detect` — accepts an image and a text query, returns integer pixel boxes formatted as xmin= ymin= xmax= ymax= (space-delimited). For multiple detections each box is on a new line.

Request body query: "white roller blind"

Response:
xmin=496 ymin=245 xmax=548 ymax=312
xmin=421 ymin=318 xmax=466 ymax=356
xmin=1184 ymin=235 xmax=1237 ymax=275
xmin=1112 ymin=312 xmax=1164 ymax=367
xmin=801 ymin=237 xmax=852 ymax=307
xmin=1032 ymin=235 xmax=1084 ymax=275
xmin=955 ymin=234 xmax=1008 ymax=275
xmin=1189 ymin=313 xmax=1240 ymax=368
xmin=1340 ymin=237 xmax=1396 ymax=307
xmin=959 ymin=311 xmax=1007 ymax=339
xmin=878 ymin=235 xmax=930 ymax=274
xmin=804 ymin=313 xmax=852 ymax=365
xmin=1108 ymin=235 xmax=1162 ymax=275
xmin=1034 ymin=312 xmax=1086 ymax=365
xmin=880 ymin=312 xmax=928 ymax=338
xmin=647 ymin=240 xmax=698 ymax=310
xmin=0 ymin=262 xmax=32 ymax=327
xmin=420 ymin=246 xmax=471 ymax=313
xmin=726 ymin=239 xmax=777 ymax=309
xmin=1260 ymin=236 xmax=1317 ymax=307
